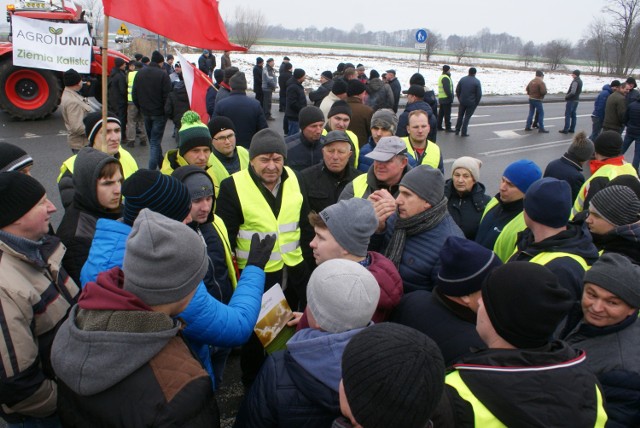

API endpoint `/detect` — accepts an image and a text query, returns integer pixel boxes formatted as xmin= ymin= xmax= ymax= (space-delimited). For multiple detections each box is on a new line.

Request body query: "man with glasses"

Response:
xmin=207 ymin=116 xmax=249 ymax=195
xmin=299 ymin=130 xmax=362 ymax=213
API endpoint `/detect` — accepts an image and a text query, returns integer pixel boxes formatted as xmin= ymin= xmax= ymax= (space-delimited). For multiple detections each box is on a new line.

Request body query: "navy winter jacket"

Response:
xmin=396 ymin=100 xmax=438 ymax=142
xmin=213 ymin=92 xmax=268 ymax=148
xmin=591 ymin=84 xmax=612 ymax=119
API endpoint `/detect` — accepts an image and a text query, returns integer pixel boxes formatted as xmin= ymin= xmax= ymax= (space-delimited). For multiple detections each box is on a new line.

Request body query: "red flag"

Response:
xmin=176 ymin=51 xmax=213 ymax=123
xmin=103 ymin=0 xmax=246 ymax=51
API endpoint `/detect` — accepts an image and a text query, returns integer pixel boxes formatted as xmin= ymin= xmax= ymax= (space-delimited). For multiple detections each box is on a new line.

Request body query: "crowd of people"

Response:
xmin=1 ymin=48 xmax=640 ymax=428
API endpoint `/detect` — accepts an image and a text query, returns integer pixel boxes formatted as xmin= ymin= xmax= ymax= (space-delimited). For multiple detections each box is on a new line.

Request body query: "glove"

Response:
xmin=246 ymin=233 xmax=276 ymax=270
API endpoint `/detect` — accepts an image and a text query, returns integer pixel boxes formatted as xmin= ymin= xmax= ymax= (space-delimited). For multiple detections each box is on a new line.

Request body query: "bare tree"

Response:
xmin=543 ymin=39 xmax=572 ymax=70
xmin=603 ymin=0 xmax=640 ymax=74
xmin=231 ymin=6 xmax=267 ymax=49
xmin=424 ymin=30 xmax=441 ymax=61
xmin=448 ymin=36 xmax=470 ymax=63
xmin=79 ymin=0 xmax=104 ymax=36
xmin=521 ymin=41 xmax=536 ymax=67
xmin=583 ymin=18 xmax=610 ymax=73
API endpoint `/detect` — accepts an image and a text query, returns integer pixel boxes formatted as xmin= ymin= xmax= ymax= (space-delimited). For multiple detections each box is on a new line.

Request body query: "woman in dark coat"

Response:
xmin=445 ymin=156 xmax=491 ymax=240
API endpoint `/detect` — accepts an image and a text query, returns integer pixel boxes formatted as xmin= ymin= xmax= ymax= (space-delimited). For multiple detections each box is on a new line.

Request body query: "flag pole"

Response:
xmin=101 ymin=14 xmax=109 ymax=142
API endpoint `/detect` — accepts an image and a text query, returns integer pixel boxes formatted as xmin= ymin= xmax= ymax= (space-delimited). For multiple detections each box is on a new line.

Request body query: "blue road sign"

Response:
xmin=415 ymin=29 xmax=428 ymax=43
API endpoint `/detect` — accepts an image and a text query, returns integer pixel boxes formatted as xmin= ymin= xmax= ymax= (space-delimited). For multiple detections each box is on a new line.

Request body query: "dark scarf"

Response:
xmin=385 ymin=197 xmax=448 ymax=268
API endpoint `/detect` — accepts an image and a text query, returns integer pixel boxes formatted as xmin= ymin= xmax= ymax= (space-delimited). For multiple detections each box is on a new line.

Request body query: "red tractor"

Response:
xmin=0 ymin=0 xmax=129 ymax=120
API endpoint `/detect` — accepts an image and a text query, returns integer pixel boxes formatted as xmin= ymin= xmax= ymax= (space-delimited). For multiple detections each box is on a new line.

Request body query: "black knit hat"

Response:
xmin=0 ymin=142 xmax=33 ymax=172
xmin=524 ymin=177 xmax=572 ymax=228
xmin=293 ymin=68 xmax=306 ymax=79
xmin=347 ymin=79 xmax=366 ymax=97
xmin=409 ymin=73 xmax=426 ymax=86
xmin=178 ymin=111 xmax=212 ymax=157
xmin=590 ymin=185 xmax=640 ymax=226
xmin=481 ymin=262 xmax=572 ymax=349
xmin=224 ymin=66 xmax=239 ymax=81
xmin=63 ymin=68 xmax=81 ymax=87
xmin=369 ymin=69 xmax=380 ymax=79
xmin=594 ymin=131 xmax=623 ymax=157
xmin=151 ymin=50 xmax=164 ymax=64
xmin=332 ymin=79 xmax=348 ymax=95
xmin=321 ymin=70 xmax=333 ymax=80
xmin=328 ymin=100 xmax=352 ymax=119
xmin=249 ymin=128 xmax=287 ymax=160
xmin=121 ymin=170 xmax=191 ymax=226
xmin=342 ymin=323 xmax=445 ymax=428
xmin=114 ymin=57 xmax=125 ymax=68
xmin=0 ymin=172 xmax=46 ymax=228
xmin=83 ymin=111 xmax=122 ymax=146
xmin=298 ymin=106 xmax=325 ymax=130
xmin=207 ymin=116 xmax=236 ymax=138
xmin=256 ymin=56 xmax=264 ymax=64
xmin=567 ymin=131 xmax=594 ymax=163
xmin=437 ymin=236 xmax=502 ymax=296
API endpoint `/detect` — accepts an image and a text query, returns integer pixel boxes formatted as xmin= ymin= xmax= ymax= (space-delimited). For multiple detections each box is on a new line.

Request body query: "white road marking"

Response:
xmin=468 ymin=114 xmax=590 ymax=128
xmin=478 ymin=139 xmax=573 ymax=157
xmin=23 ymin=133 xmax=40 ymax=139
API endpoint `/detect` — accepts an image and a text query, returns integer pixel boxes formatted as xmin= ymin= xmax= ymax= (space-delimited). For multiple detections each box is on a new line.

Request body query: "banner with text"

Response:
xmin=12 ymin=16 xmax=92 ymax=73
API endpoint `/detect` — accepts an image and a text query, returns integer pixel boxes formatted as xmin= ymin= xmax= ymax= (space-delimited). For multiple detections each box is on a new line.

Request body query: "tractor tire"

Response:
xmin=0 ymin=60 xmax=62 ymax=120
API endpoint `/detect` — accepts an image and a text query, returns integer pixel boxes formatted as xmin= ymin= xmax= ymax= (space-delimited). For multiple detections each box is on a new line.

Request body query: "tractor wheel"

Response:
xmin=0 ymin=60 xmax=62 ymax=120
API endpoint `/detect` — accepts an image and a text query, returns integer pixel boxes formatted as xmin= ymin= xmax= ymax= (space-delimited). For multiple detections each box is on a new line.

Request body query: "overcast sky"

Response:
xmin=218 ymin=0 xmax=607 ymax=44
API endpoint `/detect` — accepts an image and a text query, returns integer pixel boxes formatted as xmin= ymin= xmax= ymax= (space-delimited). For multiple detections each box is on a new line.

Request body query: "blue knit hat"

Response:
xmin=502 ymin=159 xmax=542 ymax=193
xmin=524 ymin=178 xmax=572 ymax=228
xmin=437 ymin=236 xmax=502 ymax=296
xmin=122 ymin=170 xmax=191 ymax=226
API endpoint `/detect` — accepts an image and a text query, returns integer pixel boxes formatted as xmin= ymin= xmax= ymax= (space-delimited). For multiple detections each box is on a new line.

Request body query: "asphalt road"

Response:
xmin=0 ymin=96 xmax=633 ymax=427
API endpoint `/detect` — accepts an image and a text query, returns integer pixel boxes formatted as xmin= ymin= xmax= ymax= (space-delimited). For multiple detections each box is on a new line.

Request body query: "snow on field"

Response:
xmin=184 ymin=45 xmax=613 ymax=96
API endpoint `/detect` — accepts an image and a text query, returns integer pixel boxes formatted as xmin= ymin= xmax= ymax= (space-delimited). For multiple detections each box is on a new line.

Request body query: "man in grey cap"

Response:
xmin=564 ymin=253 xmax=640 ymax=427
xmin=340 ymin=136 xmax=414 ymax=201
xmin=358 ymin=109 xmax=399 ymax=173
xmin=299 ymin=130 xmax=362 ymax=213
xmin=371 ymin=165 xmax=464 ymax=293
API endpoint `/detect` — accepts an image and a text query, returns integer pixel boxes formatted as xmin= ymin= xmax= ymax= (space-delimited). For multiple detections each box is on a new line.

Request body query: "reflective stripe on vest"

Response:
xmin=321 ymin=128 xmax=360 ymax=169
xmin=531 ymin=251 xmax=590 ymax=271
xmin=351 ymin=174 xmax=369 ymax=199
xmin=127 ymin=70 xmax=138 ymax=103
xmin=233 ymin=167 xmax=303 ymax=271
xmin=57 ymin=148 xmax=138 ymax=183
xmin=160 ymin=150 xmax=221 ymax=195
xmin=438 ymin=74 xmax=453 ymax=100
xmin=445 ymin=371 xmax=507 ymax=427
xmin=401 ymin=137 xmax=441 ymax=169
xmin=445 ymin=370 xmax=607 ymax=427
xmin=212 ymin=214 xmax=238 ymax=288
xmin=209 ymin=146 xmax=250 ymax=197
xmin=480 ymin=197 xmax=499 ymax=221
xmin=572 ymin=163 xmax=638 ymax=217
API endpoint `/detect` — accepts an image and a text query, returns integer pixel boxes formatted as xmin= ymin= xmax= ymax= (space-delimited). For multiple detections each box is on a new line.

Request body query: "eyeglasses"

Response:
xmin=213 ymin=133 xmax=235 ymax=142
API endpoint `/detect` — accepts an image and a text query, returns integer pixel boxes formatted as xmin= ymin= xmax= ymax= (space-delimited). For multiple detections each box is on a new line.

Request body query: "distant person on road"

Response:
xmin=60 ymin=68 xmax=93 ymax=153
xmin=213 ymin=72 xmax=268 ymax=149
xmin=132 ymin=50 xmax=172 ymax=170
xmin=262 ymin=58 xmax=277 ymax=121
xmin=309 ymin=70 xmax=334 ymax=107
xmin=622 ymin=94 xmax=640 ymax=172
xmin=221 ymin=50 xmax=232 ymax=70
xmin=544 ymin=131 xmax=595 ymax=201
xmin=319 ymin=79 xmax=348 ymax=120
xmin=278 ymin=57 xmax=292 ymax=113
xmin=216 ymin=66 xmax=238 ymax=106
xmin=559 ymin=69 xmax=583 ymax=134
xmin=454 ymin=67 xmax=482 ymax=137
xmin=525 ymin=70 xmax=549 ymax=133
xmin=253 ymin=57 xmax=264 ymax=106
xmin=346 ymin=80 xmax=373 ymax=146
xmin=385 ymin=69 xmax=401 ymax=113
xmin=602 ymin=80 xmax=629 ymax=133
xmin=437 ymin=65 xmax=454 ymax=132
xmin=107 ymin=58 xmax=128 ymax=140
xmin=590 ymin=81 xmax=616 ymax=141
xmin=409 ymin=72 xmax=438 ymax=119
xmin=198 ymin=49 xmax=214 ymax=76
xmin=125 ymin=61 xmax=148 ymax=148
xmin=365 ymin=69 xmax=394 ymax=111
xmin=285 ymin=68 xmax=308 ymax=136
xmin=626 ymin=76 xmax=639 ymax=104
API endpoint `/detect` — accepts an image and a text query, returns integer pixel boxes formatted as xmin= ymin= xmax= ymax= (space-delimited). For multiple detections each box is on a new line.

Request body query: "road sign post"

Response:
xmin=415 ymin=29 xmax=428 ymax=73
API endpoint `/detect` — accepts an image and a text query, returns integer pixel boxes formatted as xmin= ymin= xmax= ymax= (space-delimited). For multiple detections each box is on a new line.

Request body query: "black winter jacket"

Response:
xmin=285 ymin=132 xmax=324 ymax=172
xmin=132 ymin=63 xmax=172 ymax=117
xmin=299 ymin=162 xmax=362 ymax=213
xmin=309 ymin=80 xmax=333 ymax=107
xmin=285 ymin=78 xmax=307 ymax=120
xmin=213 ymin=92 xmax=268 ymax=148
xmin=456 ymin=75 xmax=482 ymax=106
xmin=107 ymin=67 xmax=127 ymax=114
xmin=445 ymin=180 xmax=491 ymax=240
xmin=624 ymin=98 xmax=640 ymax=136
xmin=165 ymin=82 xmax=190 ymax=128
xmin=396 ymin=100 xmax=438 ymax=142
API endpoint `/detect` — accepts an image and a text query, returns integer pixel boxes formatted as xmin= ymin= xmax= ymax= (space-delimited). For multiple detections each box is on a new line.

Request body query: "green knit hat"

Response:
xmin=179 ymin=111 xmax=213 ymax=157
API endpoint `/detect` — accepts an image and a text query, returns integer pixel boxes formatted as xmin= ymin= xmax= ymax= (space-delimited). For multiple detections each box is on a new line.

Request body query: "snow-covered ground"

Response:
xmin=183 ymin=45 xmax=615 ymax=96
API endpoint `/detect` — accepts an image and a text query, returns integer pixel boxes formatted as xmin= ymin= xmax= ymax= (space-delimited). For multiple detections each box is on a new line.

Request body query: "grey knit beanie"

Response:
xmin=370 ymin=109 xmax=398 ymax=134
xmin=249 ymin=128 xmax=287 ymax=160
xmin=229 ymin=72 xmax=248 ymax=91
xmin=298 ymin=106 xmax=325 ymax=130
xmin=590 ymin=185 xmax=640 ymax=226
xmin=567 ymin=131 xmax=595 ymax=163
xmin=399 ymin=165 xmax=445 ymax=205
xmin=306 ymin=259 xmax=379 ymax=333
xmin=584 ymin=253 xmax=640 ymax=308
xmin=319 ymin=199 xmax=377 ymax=257
xmin=451 ymin=156 xmax=482 ymax=182
xmin=123 ymin=209 xmax=208 ymax=306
